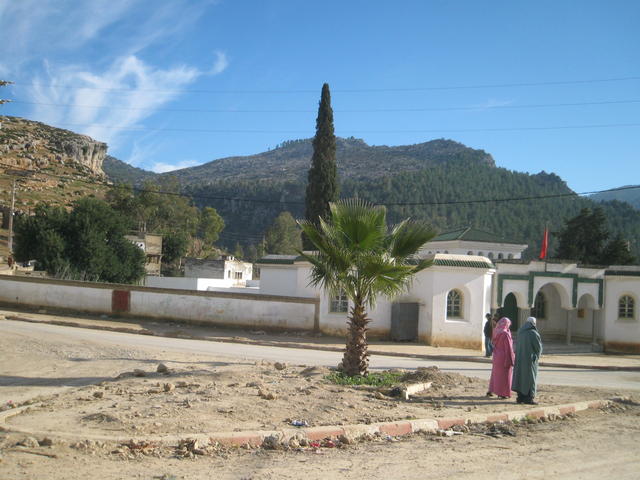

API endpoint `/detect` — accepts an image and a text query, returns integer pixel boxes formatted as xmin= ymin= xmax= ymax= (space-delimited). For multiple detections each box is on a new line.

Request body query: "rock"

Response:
xmin=338 ymin=433 xmax=354 ymax=445
xmin=39 ymin=437 xmax=53 ymax=447
xmin=258 ymin=389 xmax=277 ymax=400
xmin=288 ymin=437 xmax=301 ymax=449
xmin=133 ymin=369 xmax=146 ymax=377
xmin=156 ymin=363 xmax=169 ymax=374
xmin=262 ymin=434 xmax=282 ymax=450
xmin=93 ymin=391 xmax=104 ymax=399
xmin=374 ymin=391 xmax=385 ymax=400
xmin=19 ymin=436 xmax=40 ymax=448
xmin=274 ymin=362 xmax=287 ymax=371
xmin=300 ymin=366 xmax=331 ymax=377
xmin=246 ymin=381 xmax=262 ymax=388
xmin=163 ymin=383 xmax=175 ymax=392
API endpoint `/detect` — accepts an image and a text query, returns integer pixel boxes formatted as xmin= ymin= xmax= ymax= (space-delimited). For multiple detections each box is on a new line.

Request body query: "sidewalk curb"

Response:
xmin=0 ymin=398 xmax=616 ymax=447
xmin=4 ymin=314 xmax=640 ymax=372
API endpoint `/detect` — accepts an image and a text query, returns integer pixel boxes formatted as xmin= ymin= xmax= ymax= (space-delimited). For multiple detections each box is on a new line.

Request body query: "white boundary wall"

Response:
xmin=0 ymin=276 xmax=318 ymax=332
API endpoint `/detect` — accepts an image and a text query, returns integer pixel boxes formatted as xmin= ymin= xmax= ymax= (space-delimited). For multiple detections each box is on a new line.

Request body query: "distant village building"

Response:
xmin=144 ymin=255 xmax=254 ymax=291
xmin=125 ymin=233 xmax=163 ymax=276
xmin=184 ymin=256 xmax=253 ymax=282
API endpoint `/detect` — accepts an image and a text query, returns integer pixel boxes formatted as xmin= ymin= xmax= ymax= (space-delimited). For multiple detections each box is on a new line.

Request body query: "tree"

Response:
xmin=199 ymin=207 xmax=225 ymax=245
xmin=600 ymin=234 xmax=636 ymax=265
xmin=555 ymin=208 xmax=609 ymax=264
xmin=304 ymin=83 xmax=338 ymax=249
xmin=264 ymin=211 xmax=302 ymax=254
xmin=298 ymin=199 xmax=436 ymax=376
xmin=13 ymin=198 xmax=145 ymax=283
xmin=555 ymin=207 xmax=635 ymax=265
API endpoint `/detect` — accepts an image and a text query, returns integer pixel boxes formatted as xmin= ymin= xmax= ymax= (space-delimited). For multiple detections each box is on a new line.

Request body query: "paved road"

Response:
xmin=3 ymin=319 xmax=640 ymax=391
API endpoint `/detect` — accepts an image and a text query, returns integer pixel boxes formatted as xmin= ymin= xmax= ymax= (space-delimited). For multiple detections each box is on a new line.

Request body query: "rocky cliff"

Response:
xmin=0 ymin=115 xmax=107 ymax=176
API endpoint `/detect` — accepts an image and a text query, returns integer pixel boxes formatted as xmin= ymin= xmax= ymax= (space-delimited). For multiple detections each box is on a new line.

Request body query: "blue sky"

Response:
xmin=0 ymin=0 xmax=638 ymax=192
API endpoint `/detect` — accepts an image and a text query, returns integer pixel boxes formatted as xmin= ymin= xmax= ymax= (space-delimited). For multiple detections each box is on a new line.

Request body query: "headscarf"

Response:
xmin=526 ymin=316 xmax=537 ymax=327
xmin=492 ymin=317 xmax=511 ymax=342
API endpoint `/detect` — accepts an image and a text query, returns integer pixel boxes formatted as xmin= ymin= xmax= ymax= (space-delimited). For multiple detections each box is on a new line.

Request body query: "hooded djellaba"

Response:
xmin=512 ymin=317 xmax=543 ymax=405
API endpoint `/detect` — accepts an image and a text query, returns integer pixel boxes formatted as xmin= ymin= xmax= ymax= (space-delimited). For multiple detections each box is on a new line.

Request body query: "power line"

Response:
xmin=20 ymin=121 xmax=640 ymax=135
xmin=10 ymin=75 xmax=640 ymax=94
xmin=1 ymin=160 xmax=639 ymax=207
xmin=10 ymin=98 xmax=640 ymax=114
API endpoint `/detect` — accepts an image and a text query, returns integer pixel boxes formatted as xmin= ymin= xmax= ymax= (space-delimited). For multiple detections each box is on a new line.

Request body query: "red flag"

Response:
xmin=539 ymin=227 xmax=549 ymax=260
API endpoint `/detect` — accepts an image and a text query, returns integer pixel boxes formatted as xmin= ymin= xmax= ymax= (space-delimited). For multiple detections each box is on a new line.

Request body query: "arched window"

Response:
xmin=444 ymin=250 xmax=449 ymax=254
xmin=488 ymin=252 xmax=494 ymax=259
xmin=467 ymin=251 xmax=473 ymax=255
xmin=619 ymin=295 xmax=635 ymax=319
xmin=447 ymin=289 xmax=463 ymax=318
xmin=507 ymin=254 xmax=514 ymax=259
xmin=498 ymin=253 xmax=504 ymax=259
xmin=478 ymin=251 xmax=484 ymax=257
xmin=532 ymin=291 xmax=546 ymax=319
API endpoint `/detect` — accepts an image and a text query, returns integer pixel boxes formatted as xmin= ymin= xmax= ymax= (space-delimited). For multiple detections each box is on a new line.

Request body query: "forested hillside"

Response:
xmin=104 ymin=138 xmax=640 ymax=262
xmin=591 ymin=185 xmax=640 ymax=210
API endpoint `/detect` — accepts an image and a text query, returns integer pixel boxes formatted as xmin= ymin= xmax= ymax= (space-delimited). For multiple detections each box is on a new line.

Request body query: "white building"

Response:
xmin=420 ymin=227 xmax=528 ymax=260
xmin=256 ymin=246 xmax=640 ymax=354
xmin=145 ymin=255 xmax=255 ymax=291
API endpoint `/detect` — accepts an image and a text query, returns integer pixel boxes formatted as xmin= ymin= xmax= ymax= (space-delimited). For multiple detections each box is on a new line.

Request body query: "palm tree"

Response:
xmin=298 ymin=199 xmax=436 ymax=376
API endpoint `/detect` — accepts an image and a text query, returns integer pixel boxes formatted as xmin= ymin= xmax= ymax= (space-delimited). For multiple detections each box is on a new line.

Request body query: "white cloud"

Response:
xmin=1 ymin=0 xmax=227 ymax=162
xmin=27 ymin=55 xmax=206 ymax=148
xmin=151 ymin=159 xmax=200 ymax=173
xmin=473 ymin=98 xmax=515 ymax=110
xmin=210 ymin=51 xmax=229 ymax=76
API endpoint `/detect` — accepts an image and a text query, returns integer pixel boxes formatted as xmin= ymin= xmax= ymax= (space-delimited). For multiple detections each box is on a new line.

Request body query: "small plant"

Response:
xmin=325 ymin=371 xmax=403 ymax=387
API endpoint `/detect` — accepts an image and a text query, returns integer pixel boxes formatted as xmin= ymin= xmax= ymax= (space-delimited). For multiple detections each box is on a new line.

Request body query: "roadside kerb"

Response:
xmin=0 ymin=399 xmax=613 ymax=448
xmin=4 ymin=313 xmax=639 ymax=371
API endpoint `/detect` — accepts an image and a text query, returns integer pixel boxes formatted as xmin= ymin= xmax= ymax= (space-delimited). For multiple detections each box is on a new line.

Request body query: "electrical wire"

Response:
xmin=9 ymin=98 xmax=640 ymax=114
xmin=9 ymin=75 xmax=640 ymax=94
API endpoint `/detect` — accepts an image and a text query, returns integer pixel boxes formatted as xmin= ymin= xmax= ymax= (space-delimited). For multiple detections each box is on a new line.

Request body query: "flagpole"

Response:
xmin=544 ymin=222 xmax=548 ymax=272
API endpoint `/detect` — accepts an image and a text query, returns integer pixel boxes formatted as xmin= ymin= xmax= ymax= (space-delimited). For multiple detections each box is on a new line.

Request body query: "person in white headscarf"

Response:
xmin=512 ymin=317 xmax=543 ymax=404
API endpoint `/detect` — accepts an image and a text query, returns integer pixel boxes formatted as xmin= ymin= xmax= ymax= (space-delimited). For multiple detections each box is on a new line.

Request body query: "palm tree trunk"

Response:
xmin=341 ymin=301 xmax=370 ymax=376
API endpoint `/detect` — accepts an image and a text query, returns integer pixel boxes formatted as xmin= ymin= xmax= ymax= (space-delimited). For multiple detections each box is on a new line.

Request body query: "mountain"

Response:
xmin=160 ymin=137 xmax=495 ymax=184
xmin=102 ymin=155 xmax=158 ymax=185
xmin=591 ymin=186 xmax=640 ymax=210
xmin=0 ymin=116 xmax=109 ymax=211
xmin=3 ymin=116 xmax=638 ymax=263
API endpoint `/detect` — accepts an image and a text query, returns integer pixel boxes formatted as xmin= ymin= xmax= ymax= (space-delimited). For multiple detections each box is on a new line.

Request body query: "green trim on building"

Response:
xmin=497 ymin=271 xmax=604 ymax=308
xmin=432 ymin=258 xmax=494 ymax=269
xmin=605 ymin=270 xmax=640 ymax=277
xmin=256 ymin=256 xmax=305 ymax=265
xmin=431 ymin=226 xmax=522 ymax=245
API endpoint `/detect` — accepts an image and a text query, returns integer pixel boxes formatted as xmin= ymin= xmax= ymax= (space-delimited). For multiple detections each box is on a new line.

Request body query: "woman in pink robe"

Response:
xmin=486 ymin=317 xmax=515 ymax=398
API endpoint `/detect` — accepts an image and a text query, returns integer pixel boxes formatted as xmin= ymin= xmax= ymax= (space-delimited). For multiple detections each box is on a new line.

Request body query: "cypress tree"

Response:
xmin=304 ymin=83 xmax=338 ymax=249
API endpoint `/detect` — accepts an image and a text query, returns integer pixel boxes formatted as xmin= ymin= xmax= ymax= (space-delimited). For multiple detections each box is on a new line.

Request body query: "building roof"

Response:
xmin=257 ymin=254 xmax=304 ymax=265
xmin=258 ymin=253 xmax=494 ymax=269
xmin=430 ymin=227 xmax=522 ymax=245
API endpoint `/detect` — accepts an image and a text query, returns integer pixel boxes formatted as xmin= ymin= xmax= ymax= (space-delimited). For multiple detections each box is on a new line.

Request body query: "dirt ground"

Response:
xmin=2 ymin=324 xmax=640 ymax=479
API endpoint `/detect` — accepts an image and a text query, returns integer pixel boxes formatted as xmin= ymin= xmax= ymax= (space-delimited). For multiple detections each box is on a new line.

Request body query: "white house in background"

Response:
xmin=144 ymin=255 xmax=255 ymax=291
xmin=420 ymin=227 xmax=528 ymax=260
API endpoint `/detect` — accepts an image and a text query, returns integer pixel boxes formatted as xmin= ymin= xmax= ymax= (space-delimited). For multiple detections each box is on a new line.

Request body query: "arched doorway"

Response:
xmin=502 ymin=293 xmax=519 ymax=332
xmin=532 ymin=283 xmax=572 ymax=342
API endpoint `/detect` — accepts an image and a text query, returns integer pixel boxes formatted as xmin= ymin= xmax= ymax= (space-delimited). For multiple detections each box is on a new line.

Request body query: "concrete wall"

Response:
xmin=0 ymin=275 xmax=318 ymax=332
xmin=603 ymin=275 xmax=640 ymax=353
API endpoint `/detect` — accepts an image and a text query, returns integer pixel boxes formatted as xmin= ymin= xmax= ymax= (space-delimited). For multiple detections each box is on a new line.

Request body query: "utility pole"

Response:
xmin=7 ymin=178 xmax=16 ymax=253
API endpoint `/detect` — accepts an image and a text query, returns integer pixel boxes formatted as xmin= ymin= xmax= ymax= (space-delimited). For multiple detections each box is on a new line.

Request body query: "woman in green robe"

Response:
xmin=512 ymin=317 xmax=543 ymax=405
